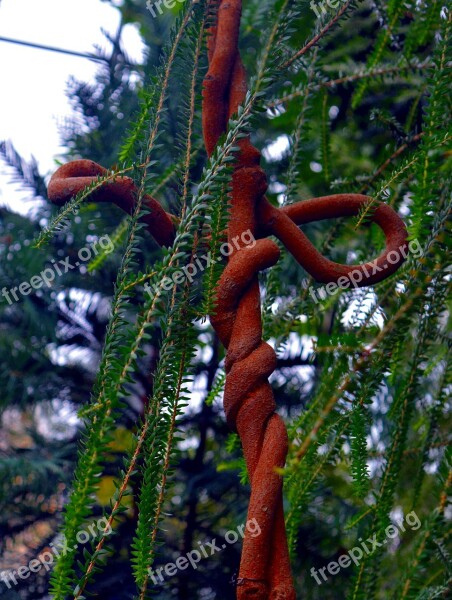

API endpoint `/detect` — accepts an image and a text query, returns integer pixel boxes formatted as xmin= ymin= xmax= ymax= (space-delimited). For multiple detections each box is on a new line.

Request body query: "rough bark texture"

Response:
xmin=47 ymin=1 xmax=408 ymax=598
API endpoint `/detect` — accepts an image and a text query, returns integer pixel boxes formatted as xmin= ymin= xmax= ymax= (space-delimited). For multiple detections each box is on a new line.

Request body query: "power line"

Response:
xmin=0 ymin=35 xmax=109 ymax=63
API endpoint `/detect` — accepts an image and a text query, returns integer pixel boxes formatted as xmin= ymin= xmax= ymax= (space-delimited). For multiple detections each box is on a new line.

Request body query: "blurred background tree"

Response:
xmin=0 ymin=1 xmax=450 ymax=599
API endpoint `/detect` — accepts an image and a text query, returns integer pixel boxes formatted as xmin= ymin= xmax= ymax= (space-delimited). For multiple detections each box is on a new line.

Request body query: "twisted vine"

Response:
xmin=47 ymin=1 xmax=408 ymax=598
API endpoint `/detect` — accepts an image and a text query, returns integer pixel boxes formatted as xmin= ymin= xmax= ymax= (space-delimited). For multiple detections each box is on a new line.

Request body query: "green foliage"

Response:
xmin=350 ymin=404 xmax=370 ymax=499
xmin=1 ymin=1 xmax=450 ymax=599
xmin=352 ymin=1 xmax=408 ymax=109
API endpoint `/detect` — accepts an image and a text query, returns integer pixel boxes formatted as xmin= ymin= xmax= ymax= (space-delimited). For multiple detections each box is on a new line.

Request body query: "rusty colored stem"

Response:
xmin=47 ymin=160 xmax=176 ymax=247
xmin=202 ymin=1 xmax=295 ymax=597
xmin=46 ymin=1 xmax=408 ymax=598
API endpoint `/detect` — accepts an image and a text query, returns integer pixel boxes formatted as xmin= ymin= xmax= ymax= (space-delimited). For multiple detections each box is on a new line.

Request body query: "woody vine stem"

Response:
xmin=47 ymin=1 xmax=408 ymax=598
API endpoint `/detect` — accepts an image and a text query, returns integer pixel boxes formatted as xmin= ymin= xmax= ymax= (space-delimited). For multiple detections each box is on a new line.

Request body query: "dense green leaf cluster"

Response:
xmin=0 ymin=1 xmax=450 ymax=599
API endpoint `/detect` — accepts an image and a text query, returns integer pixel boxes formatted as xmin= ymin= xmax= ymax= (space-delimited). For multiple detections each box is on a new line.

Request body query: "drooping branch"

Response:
xmin=46 ymin=1 xmax=408 ymax=598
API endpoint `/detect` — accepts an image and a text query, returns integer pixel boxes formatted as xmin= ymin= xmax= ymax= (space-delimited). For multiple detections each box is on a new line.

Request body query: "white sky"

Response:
xmin=0 ymin=0 xmax=145 ymax=214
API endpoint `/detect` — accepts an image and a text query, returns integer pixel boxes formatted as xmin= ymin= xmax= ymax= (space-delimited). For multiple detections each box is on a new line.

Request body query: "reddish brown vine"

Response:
xmin=48 ymin=160 xmax=176 ymax=248
xmin=47 ymin=1 xmax=408 ymax=598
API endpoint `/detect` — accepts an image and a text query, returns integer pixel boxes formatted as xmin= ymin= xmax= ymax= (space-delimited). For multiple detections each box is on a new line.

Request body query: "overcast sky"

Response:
xmin=0 ymin=0 xmax=144 ymax=214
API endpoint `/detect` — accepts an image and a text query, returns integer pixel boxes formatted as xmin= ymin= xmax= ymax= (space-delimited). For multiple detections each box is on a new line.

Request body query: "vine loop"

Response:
xmin=46 ymin=1 xmax=408 ymax=597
